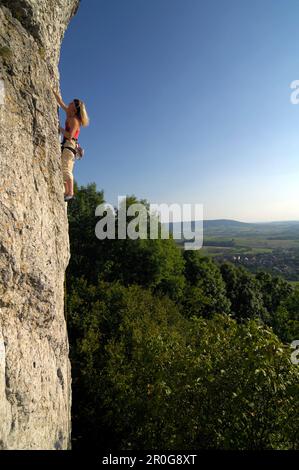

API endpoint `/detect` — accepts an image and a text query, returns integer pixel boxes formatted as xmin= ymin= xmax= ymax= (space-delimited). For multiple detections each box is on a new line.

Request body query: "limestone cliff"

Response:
xmin=0 ymin=0 xmax=80 ymax=450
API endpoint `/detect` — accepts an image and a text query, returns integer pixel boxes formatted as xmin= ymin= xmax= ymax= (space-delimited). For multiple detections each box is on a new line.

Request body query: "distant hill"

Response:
xmin=163 ymin=219 xmax=299 ymax=239
xmin=203 ymin=219 xmax=252 ymax=227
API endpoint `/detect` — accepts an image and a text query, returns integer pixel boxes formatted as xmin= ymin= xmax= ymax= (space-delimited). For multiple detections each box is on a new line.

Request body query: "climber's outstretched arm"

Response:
xmin=52 ymin=88 xmax=68 ymax=112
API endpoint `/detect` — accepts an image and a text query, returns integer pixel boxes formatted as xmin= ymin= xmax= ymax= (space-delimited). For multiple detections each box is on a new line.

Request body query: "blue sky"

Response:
xmin=60 ymin=0 xmax=299 ymax=222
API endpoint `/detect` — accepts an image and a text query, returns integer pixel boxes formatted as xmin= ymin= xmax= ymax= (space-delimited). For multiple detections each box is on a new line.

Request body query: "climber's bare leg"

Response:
xmin=64 ymin=180 xmax=70 ymax=195
xmin=68 ymin=178 xmax=74 ymax=196
xmin=64 ymin=178 xmax=73 ymax=196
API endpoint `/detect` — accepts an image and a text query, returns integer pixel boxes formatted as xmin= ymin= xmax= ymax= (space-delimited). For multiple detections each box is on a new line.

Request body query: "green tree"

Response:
xmin=271 ymin=286 xmax=299 ymax=343
xmin=255 ymin=271 xmax=293 ymax=316
xmin=220 ymin=262 xmax=268 ymax=322
xmin=181 ymin=251 xmax=231 ymax=318
xmin=67 ymin=278 xmax=188 ymax=449
xmin=68 ymin=184 xmax=185 ymax=300
xmin=67 ymin=182 xmax=105 ymax=283
xmin=67 ymin=277 xmax=299 ymax=450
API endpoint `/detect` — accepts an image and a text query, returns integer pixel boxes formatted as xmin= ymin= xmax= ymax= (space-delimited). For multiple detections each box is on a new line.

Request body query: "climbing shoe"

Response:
xmin=64 ymin=194 xmax=75 ymax=202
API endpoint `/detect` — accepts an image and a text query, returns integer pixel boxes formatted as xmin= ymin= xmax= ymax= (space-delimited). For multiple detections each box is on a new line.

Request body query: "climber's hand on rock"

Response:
xmin=52 ymin=88 xmax=60 ymax=99
xmin=52 ymin=89 xmax=68 ymax=112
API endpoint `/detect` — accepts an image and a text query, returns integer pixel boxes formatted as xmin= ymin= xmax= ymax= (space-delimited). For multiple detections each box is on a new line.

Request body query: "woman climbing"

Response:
xmin=52 ymin=89 xmax=89 ymax=201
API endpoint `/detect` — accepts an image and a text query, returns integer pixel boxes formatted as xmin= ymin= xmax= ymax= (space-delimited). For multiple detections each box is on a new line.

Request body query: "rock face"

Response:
xmin=0 ymin=0 xmax=79 ymax=450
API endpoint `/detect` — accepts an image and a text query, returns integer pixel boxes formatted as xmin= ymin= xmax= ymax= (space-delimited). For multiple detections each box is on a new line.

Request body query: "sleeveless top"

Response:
xmin=65 ymin=119 xmax=80 ymax=140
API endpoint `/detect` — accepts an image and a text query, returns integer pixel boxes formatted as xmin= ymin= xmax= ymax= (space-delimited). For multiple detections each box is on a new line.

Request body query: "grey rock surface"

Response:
xmin=0 ymin=0 xmax=79 ymax=450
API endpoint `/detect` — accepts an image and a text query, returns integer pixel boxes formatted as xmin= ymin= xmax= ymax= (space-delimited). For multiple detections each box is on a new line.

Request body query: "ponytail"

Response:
xmin=74 ymin=98 xmax=90 ymax=127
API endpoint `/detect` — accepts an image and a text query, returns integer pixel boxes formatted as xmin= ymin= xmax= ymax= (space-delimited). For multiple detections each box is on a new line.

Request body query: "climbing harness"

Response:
xmin=61 ymin=137 xmax=85 ymax=160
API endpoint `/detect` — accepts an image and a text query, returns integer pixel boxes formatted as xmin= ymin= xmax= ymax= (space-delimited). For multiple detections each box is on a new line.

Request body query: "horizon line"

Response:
xmin=161 ymin=218 xmax=299 ymax=224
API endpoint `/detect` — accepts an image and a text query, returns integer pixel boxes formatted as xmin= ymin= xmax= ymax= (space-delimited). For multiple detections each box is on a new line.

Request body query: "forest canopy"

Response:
xmin=66 ymin=183 xmax=299 ymax=450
